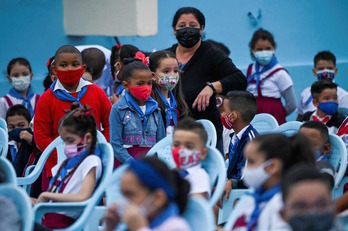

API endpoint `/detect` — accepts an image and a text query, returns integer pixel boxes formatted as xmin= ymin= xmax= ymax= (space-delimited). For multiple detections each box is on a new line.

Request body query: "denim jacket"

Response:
xmin=109 ymin=96 xmax=166 ymax=163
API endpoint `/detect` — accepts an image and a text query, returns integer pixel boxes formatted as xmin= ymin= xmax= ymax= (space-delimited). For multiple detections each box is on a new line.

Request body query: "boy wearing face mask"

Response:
xmin=34 ymin=45 xmax=111 ymax=190
xmin=281 ymin=165 xmax=336 ymax=231
xmin=6 ymin=105 xmax=42 ymax=197
xmin=297 ymin=51 xmax=348 ymax=121
xmin=0 ymin=58 xmax=40 ymax=120
xmin=171 ymin=118 xmax=210 ymax=198
xmin=301 ymin=80 xmax=348 ymax=150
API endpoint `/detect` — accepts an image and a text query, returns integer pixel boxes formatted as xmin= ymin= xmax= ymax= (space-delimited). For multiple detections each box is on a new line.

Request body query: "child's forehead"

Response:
xmin=287 ymin=180 xmax=330 ymax=201
xmin=7 ymin=115 xmax=29 ymax=124
xmin=10 ymin=63 xmax=31 ymax=72
xmin=55 ymin=53 xmax=82 ymax=63
xmin=131 ymin=69 xmax=152 ymax=80
xmin=320 ymin=88 xmax=337 ymax=96
xmin=315 ymin=59 xmax=335 ymax=69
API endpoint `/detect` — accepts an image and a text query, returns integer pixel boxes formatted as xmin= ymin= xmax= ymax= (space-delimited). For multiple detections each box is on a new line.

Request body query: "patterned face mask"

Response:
xmin=157 ymin=75 xmax=179 ymax=91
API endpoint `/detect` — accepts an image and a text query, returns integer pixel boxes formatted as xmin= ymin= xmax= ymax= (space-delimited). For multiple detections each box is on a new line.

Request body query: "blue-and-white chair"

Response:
xmin=0 ymin=118 xmax=7 ymax=133
xmin=0 ymin=128 xmax=8 ymax=158
xmin=33 ymin=142 xmax=114 ymax=230
xmin=0 ymin=183 xmax=33 ymax=231
xmin=250 ymin=113 xmax=279 ymax=135
xmin=197 ymin=119 xmax=217 ymax=147
xmin=0 ymin=157 xmax=17 ymax=184
xmin=146 ymin=135 xmax=175 ymax=169
xmin=328 ymin=134 xmax=347 ymax=189
xmin=272 ymin=121 xmax=302 ymax=137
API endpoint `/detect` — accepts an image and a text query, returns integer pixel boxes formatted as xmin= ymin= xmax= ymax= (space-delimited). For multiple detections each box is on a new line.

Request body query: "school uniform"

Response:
xmin=297 ymin=86 xmax=348 ymax=116
xmin=182 ymin=164 xmax=211 ymax=197
xmin=227 ymin=125 xmax=259 ymax=180
xmin=0 ymin=87 xmax=40 ymax=119
xmin=247 ymin=59 xmax=294 ymax=125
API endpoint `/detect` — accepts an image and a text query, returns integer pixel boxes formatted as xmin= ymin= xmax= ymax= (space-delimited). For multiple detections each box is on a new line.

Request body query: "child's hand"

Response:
xmin=123 ymin=204 xmax=148 ymax=231
xmin=217 ymin=180 xmax=232 ymax=208
xmin=20 ymin=130 xmax=33 ymax=145
xmin=103 ymin=203 xmax=121 ymax=231
xmin=110 ymin=93 xmax=121 ymax=104
xmin=31 ymin=198 xmax=37 ymax=206
xmin=37 ymin=192 xmax=49 ymax=204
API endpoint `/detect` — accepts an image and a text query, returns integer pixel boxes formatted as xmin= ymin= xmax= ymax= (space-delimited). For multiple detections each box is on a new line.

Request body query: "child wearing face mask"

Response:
xmin=109 ymin=58 xmax=166 ymax=168
xmin=297 ymin=51 xmax=348 ymax=121
xmin=227 ymin=133 xmax=315 ymax=230
xmin=0 ymin=57 xmax=40 ymax=120
xmin=34 ymin=45 xmax=111 ymax=191
xmin=246 ymin=28 xmax=296 ymax=125
xmin=32 ymin=105 xmax=102 ymax=229
xmin=104 ymin=156 xmax=191 ymax=231
xmin=301 ymin=80 xmax=348 ymax=151
xmin=149 ymin=50 xmax=190 ymax=136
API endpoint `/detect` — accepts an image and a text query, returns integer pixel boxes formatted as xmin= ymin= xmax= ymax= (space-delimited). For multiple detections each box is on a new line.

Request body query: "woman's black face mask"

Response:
xmin=176 ymin=27 xmax=201 ymax=48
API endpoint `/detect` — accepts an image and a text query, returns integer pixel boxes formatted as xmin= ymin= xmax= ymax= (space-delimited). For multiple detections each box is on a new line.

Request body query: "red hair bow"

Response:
xmin=134 ymin=51 xmax=149 ymax=66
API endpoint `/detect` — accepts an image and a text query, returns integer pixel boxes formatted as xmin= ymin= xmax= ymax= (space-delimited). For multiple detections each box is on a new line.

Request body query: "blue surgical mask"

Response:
xmin=254 ymin=50 xmax=274 ymax=65
xmin=316 ymin=69 xmax=335 ymax=81
xmin=318 ymin=101 xmax=338 ymax=115
xmin=10 ymin=76 xmax=31 ymax=91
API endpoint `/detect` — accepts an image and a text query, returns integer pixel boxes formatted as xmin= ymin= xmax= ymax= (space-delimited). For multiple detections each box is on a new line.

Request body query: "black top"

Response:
xmin=168 ymin=41 xmax=247 ymax=141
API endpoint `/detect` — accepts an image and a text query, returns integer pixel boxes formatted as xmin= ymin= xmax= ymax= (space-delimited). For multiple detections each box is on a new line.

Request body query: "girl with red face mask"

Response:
xmin=34 ymin=45 xmax=112 ymax=190
xmin=109 ymin=57 xmax=166 ymax=168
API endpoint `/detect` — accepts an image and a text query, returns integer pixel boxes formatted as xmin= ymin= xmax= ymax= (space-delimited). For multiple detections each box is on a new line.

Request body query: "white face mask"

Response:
xmin=242 ymin=160 xmax=272 ymax=189
xmin=11 ymin=76 xmax=31 ymax=91
xmin=254 ymin=50 xmax=274 ymax=66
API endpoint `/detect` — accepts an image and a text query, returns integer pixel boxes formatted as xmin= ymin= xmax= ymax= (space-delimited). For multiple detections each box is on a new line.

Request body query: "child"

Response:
xmin=281 ymin=165 xmax=335 ymax=231
xmin=228 ymin=134 xmax=315 ymax=230
xmin=246 ymin=28 xmax=296 ymax=125
xmin=6 ymin=105 xmax=42 ymax=195
xmin=33 ymin=105 xmax=102 ymax=229
xmin=109 ymin=61 xmax=166 ymax=168
xmin=220 ymin=91 xmax=259 ymax=202
xmin=81 ymin=47 xmax=106 ymax=82
xmin=301 ymin=80 xmax=348 ymax=149
xmin=43 ymin=56 xmax=55 ymax=91
xmin=299 ymin=121 xmax=331 ymax=162
xmin=149 ymin=50 xmax=190 ymax=135
xmin=171 ymin=118 xmax=210 ymax=198
xmin=297 ymin=51 xmax=348 ymax=121
xmin=0 ymin=57 xmax=40 ymax=119
xmin=34 ymin=45 xmax=111 ymax=190
xmin=103 ymin=156 xmax=190 ymax=231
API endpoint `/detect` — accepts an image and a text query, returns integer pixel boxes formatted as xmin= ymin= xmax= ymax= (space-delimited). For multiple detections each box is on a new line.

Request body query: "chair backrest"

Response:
xmin=0 ymin=183 xmax=33 ymax=231
xmin=338 ymin=107 xmax=348 ymax=117
xmin=0 ymin=118 xmax=7 ymax=133
xmin=0 ymin=157 xmax=17 ymax=184
xmin=328 ymin=134 xmax=347 ymax=188
xmin=197 ymin=119 xmax=217 ymax=147
xmin=201 ymin=146 xmax=227 ymax=207
xmin=182 ymin=197 xmax=215 ymax=231
xmin=146 ymin=135 xmax=176 ymax=169
xmin=272 ymin=121 xmax=302 ymax=137
xmin=250 ymin=113 xmax=279 ymax=135
xmin=0 ymin=128 xmax=8 ymax=158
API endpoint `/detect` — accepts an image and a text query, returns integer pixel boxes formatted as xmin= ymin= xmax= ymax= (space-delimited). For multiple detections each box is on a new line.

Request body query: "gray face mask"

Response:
xmin=288 ymin=211 xmax=335 ymax=231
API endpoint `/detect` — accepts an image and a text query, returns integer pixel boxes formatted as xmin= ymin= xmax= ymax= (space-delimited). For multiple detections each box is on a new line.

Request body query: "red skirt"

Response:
xmin=42 ymin=213 xmax=75 ymax=229
xmin=114 ymin=146 xmax=151 ymax=169
xmin=256 ymin=96 xmax=286 ymax=125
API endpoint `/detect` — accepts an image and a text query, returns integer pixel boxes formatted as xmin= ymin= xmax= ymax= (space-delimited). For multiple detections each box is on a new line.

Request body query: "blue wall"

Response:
xmin=1 ymin=0 xmax=348 ymax=120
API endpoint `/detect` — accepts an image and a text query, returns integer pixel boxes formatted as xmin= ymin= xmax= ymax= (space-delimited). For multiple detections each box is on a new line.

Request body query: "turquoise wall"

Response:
xmin=1 ymin=0 xmax=348 ymax=120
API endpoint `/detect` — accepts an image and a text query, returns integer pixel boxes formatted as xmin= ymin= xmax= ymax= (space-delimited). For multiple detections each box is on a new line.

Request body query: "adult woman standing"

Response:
xmin=168 ymin=7 xmax=246 ymax=152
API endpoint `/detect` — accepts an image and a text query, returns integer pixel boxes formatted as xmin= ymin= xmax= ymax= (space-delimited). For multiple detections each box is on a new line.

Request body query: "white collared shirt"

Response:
xmin=54 ymin=78 xmax=91 ymax=93
xmin=231 ymin=125 xmax=250 ymax=146
xmin=185 ymin=164 xmax=211 ymax=197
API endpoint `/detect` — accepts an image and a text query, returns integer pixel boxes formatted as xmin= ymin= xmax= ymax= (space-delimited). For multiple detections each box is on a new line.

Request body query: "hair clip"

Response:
xmin=116 ymin=44 xmax=123 ymax=50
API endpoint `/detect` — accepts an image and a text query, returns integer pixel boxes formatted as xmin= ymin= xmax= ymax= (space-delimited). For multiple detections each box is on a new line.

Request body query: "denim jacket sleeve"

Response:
xmin=109 ymin=104 xmax=132 ymax=163
xmin=156 ymin=110 xmax=166 ymax=142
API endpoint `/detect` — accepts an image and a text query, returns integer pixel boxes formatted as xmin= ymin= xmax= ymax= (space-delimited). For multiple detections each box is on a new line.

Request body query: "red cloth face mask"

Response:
xmin=55 ymin=67 xmax=84 ymax=87
xmin=172 ymin=147 xmax=201 ymax=169
xmin=221 ymin=113 xmax=233 ymax=130
xmin=129 ymin=85 xmax=152 ymax=102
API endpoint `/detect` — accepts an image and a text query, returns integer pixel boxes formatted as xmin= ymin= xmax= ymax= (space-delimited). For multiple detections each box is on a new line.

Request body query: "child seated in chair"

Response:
xmin=219 ymin=91 xmax=259 ymax=203
xmin=6 ymin=104 xmax=42 ymax=197
xmin=171 ymin=118 xmax=211 ymax=198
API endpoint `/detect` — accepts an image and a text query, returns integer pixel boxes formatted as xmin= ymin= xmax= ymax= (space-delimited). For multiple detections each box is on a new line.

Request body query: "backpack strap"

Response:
xmin=3 ymin=95 xmax=13 ymax=107
xmin=256 ymin=67 xmax=288 ymax=97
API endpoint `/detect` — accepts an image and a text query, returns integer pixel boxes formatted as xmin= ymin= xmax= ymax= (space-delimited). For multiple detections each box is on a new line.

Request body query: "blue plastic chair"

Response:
xmin=0 ymin=157 xmax=17 ymax=184
xmin=0 ymin=183 xmax=33 ymax=231
xmin=0 ymin=128 xmax=8 ymax=158
xmin=197 ymin=119 xmax=217 ymax=147
xmin=0 ymin=118 xmax=7 ymax=133
xmin=33 ymin=142 xmax=114 ymax=231
xmin=250 ymin=113 xmax=279 ymax=135
xmin=338 ymin=107 xmax=348 ymax=117
xmin=272 ymin=121 xmax=302 ymax=137
xmin=328 ymin=134 xmax=347 ymax=189
xmin=146 ymin=135 xmax=176 ymax=169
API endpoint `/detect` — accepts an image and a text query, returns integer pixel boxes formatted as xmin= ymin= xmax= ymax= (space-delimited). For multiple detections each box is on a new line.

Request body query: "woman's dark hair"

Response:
xmin=142 ymin=156 xmax=190 ymax=214
xmin=7 ymin=57 xmax=32 ymax=75
xmin=149 ymin=50 xmax=190 ymax=122
xmin=6 ymin=104 xmax=32 ymax=123
xmin=253 ymin=133 xmax=315 ymax=174
xmin=122 ymin=61 xmax=150 ymax=82
xmin=172 ymin=7 xmax=205 ymax=29
xmin=249 ymin=28 xmax=276 ymax=50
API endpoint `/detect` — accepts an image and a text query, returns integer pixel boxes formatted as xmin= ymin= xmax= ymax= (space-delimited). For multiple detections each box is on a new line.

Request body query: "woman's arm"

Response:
xmin=37 ymin=167 xmax=96 ymax=203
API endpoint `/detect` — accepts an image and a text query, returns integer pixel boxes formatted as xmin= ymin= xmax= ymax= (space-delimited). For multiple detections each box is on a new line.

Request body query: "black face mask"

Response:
xmin=288 ymin=211 xmax=335 ymax=231
xmin=176 ymin=27 xmax=201 ymax=48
